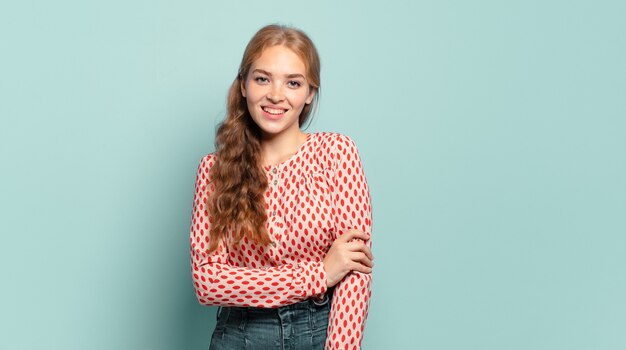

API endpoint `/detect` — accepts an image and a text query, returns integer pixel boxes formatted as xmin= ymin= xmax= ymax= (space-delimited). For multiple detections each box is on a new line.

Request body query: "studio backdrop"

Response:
xmin=1 ymin=0 xmax=625 ymax=349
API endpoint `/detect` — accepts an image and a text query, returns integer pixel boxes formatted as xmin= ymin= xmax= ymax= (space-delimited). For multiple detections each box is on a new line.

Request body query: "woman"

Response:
xmin=190 ymin=24 xmax=374 ymax=350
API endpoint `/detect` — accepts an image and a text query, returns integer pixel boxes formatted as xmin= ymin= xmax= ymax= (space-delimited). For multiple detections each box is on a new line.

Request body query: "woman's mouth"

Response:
xmin=262 ymin=106 xmax=287 ymax=119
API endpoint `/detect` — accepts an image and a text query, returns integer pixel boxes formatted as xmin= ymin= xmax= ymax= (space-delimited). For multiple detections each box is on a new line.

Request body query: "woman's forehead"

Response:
xmin=250 ymin=45 xmax=307 ymax=76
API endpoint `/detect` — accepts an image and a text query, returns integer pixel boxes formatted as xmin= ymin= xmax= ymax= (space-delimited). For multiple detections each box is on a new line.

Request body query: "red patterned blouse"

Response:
xmin=190 ymin=132 xmax=373 ymax=349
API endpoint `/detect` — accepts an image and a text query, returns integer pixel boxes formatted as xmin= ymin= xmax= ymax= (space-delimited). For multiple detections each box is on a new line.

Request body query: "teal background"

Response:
xmin=1 ymin=0 xmax=625 ymax=349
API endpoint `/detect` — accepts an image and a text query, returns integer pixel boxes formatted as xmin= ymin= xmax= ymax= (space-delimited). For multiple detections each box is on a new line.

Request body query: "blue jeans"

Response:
xmin=209 ymin=291 xmax=332 ymax=350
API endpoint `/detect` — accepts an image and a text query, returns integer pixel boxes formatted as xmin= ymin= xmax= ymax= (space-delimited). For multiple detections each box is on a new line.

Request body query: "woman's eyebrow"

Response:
xmin=252 ymin=69 xmax=305 ymax=79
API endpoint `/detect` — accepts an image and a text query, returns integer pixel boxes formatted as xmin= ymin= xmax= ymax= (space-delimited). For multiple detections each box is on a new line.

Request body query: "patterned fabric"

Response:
xmin=190 ymin=132 xmax=373 ymax=349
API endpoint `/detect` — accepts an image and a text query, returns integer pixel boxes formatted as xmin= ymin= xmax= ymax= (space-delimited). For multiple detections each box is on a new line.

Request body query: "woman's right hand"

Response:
xmin=322 ymin=229 xmax=374 ymax=288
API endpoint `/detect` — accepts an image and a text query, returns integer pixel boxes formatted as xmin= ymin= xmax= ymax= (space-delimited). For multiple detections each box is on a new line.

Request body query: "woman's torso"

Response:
xmin=221 ymin=132 xmax=341 ymax=270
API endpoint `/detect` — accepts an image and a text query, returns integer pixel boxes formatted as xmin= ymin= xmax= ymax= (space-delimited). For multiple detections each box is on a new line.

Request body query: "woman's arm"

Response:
xmin=325 ymin=134 xmax=373 ymax=350
xmin=190 ymin=154 xmax=328 ymax=308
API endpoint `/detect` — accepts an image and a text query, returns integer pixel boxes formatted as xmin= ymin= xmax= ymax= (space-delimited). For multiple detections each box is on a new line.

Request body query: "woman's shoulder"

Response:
xmin=307 ymin=132 xmax=361 ymax=171
xmin=199 ymin=152 xmax=217 ymax=166
xmin=312 ymin=132 xmax=361 ymax=159
xmin=195 ymin=153 xmax=217 ymax=180
xmin=311 ymin=131 xmax=358 ymax=150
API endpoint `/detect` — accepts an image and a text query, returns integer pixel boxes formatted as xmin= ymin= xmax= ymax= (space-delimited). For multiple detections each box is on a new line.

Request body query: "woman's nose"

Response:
xmin=266 ymin=85 xmax=285 ymax=102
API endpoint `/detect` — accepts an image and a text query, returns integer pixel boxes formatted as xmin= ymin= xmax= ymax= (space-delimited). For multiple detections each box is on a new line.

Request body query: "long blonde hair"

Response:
xmin=206 ymin=24 xmax=321 ymax=253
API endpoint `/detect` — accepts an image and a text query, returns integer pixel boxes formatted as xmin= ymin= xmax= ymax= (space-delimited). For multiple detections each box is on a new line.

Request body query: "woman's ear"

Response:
xmin=240 ymin=75 xmax=247 ymax=98
xmin=305 ymin=87 xmax=317 ymax=104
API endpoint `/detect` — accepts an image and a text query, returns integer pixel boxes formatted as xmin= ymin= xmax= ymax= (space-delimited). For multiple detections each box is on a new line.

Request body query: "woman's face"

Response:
xmin=241 ymin=45 xmax=315 ymax=139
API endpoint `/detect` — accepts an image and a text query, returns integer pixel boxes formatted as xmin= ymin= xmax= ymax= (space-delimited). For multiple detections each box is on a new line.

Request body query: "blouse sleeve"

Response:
xmin=190 ymin=154 xmax=328 ymax=308
xmin=326 ymin=135 xmax=373 ymax=350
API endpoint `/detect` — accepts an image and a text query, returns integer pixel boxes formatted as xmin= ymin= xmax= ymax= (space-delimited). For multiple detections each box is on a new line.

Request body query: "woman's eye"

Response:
xmin=255 ymin=77 xmax=269 ymax=84
xmin=287 ymin=81 xmax=302 ymax=88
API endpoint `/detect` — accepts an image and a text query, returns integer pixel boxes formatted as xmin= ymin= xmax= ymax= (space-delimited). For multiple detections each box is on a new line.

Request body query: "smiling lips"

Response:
xmin=262 ymin=106 xmax=288 ymax=119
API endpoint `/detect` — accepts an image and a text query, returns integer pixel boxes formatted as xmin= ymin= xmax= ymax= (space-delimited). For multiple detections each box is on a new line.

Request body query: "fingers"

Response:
xmin=349 ymin=251 xmax=373 ymax=268
xmin=323 ymin=227 xmax=375 ymax=287
xmin=344 ymin=241 xmax=374 ymax=261
xmin=337 ymin=229 xmax=370 ymax=243
xmin=349 ymin=260 xmax=373 ymax=274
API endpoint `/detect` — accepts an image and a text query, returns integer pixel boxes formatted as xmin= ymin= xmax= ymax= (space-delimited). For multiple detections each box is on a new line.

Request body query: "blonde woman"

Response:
xmin=190 ymin=24 xmax=374 ymax=350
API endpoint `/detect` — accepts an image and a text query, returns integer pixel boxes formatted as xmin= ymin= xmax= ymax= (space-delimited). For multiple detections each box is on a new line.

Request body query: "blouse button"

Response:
xmin=272 ymin=210 xmax=276 ymax=216
xmin=272 ymin=167 xmax=277 ymax=174
xmin=273 ymin=179 xmax=278 ymax=185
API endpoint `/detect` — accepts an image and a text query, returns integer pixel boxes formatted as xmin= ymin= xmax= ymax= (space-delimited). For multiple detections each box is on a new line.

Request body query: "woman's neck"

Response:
xmin=260 ymin=130 xmax=308 ymax=167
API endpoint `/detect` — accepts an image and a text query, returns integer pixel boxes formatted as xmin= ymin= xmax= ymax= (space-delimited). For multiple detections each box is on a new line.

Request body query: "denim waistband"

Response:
xmin=210 ymin=289 xmax=333 ymax=349
xmin=216 ymin=287 xmax=334 ymax=321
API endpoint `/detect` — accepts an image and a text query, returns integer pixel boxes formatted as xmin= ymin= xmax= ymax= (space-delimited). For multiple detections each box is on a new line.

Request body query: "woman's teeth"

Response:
xmin=263 ymin=107 xmax=286 ymax=115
